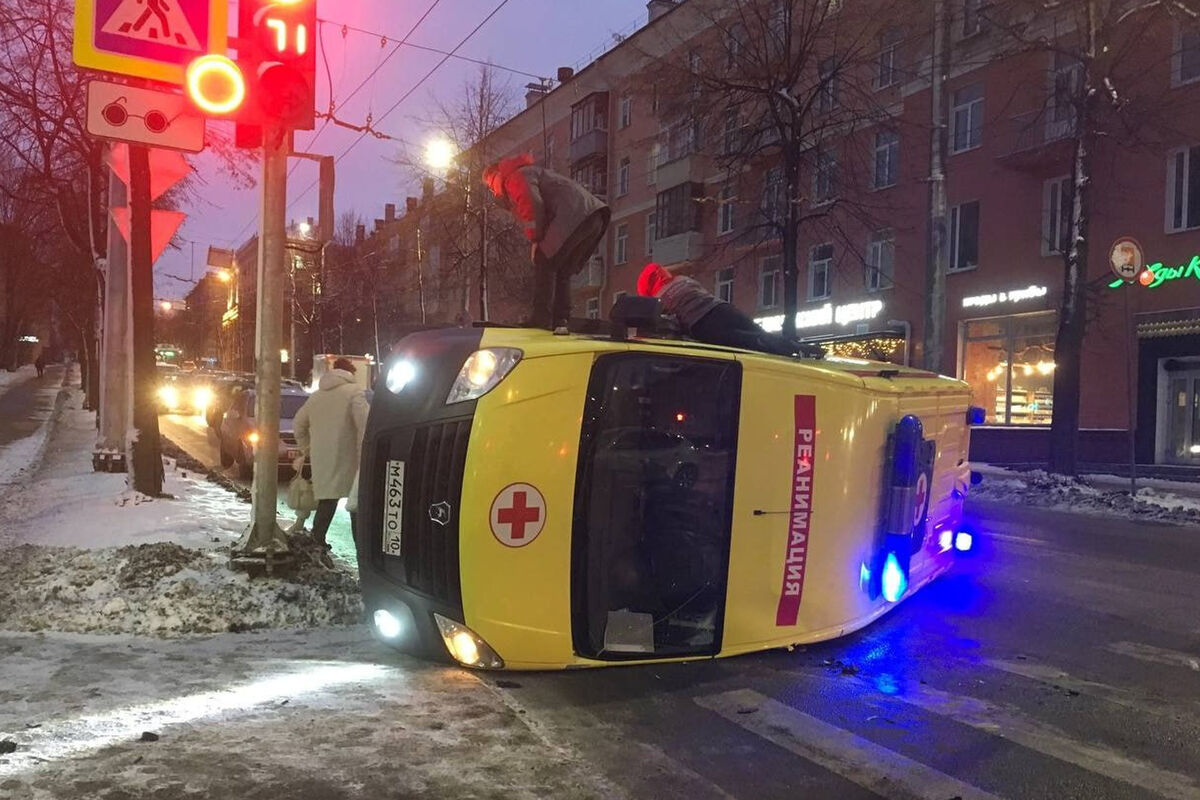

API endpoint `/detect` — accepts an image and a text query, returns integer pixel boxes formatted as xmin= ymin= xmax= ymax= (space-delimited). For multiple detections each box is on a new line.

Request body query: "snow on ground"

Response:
xmin=0 ymin=630 xmax=619 ymax=799
xmin=971 ymin=468 xmax=1200 ymax=526
xmin=0 ymin=364 xmax=33 ymax=396
xmin=0 ymin=374 xmax=65 ymax=490
xmin=0 ymin=388 xmax=364 ymax=638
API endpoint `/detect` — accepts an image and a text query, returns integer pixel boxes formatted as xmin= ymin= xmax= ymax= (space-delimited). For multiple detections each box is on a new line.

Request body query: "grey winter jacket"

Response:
xmin=657 ymin=276 xmax=723 ymax=330
xmin=504 ymin=163 xmax=609 ymax=259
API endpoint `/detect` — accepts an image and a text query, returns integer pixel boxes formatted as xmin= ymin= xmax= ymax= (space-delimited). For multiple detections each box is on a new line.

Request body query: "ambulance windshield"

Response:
xmin=571 ymin=354 xmax=741 ymax=660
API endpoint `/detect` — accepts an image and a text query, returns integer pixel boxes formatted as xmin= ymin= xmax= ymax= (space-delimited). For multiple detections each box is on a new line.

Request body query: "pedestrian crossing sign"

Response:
xmin=74 ymin=0 xmax=228 ymax=85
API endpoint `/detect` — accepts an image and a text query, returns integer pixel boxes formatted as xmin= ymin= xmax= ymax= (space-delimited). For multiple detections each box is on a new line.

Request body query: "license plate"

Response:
xmin=382 ymin=460 xmax=405 ymax=556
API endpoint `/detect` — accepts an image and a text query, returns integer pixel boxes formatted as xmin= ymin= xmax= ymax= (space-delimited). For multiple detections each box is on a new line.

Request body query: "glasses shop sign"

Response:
xmin=962 ymin=285 xmax=1048 ymax=309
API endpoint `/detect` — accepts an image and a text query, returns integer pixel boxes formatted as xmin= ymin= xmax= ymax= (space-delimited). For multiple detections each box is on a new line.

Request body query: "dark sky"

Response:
xmin=157 ymin=0 xmax=650 ymax=299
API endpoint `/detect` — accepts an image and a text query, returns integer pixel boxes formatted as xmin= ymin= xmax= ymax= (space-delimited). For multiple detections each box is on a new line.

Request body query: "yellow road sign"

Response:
xmin=74 ymin=0 xmax=228 ymax=85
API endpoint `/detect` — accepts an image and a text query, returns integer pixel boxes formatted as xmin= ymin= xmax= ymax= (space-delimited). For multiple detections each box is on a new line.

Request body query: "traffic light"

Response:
xmin=239 ymin=0 xmax=317 ymax=130
xmin=184 ymin=0 xmax=316 ymax=130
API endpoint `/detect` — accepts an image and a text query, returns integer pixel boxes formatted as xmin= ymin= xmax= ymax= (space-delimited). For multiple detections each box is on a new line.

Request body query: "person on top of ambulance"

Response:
xmin=484 ymin=154 xmax=611 ymax=329
xmin=637 ymin=263 xmax=822 ymax=358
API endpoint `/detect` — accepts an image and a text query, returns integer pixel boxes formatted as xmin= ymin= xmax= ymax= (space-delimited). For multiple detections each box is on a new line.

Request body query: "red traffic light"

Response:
xmin=236 ymin=0 xmax=317 ymax=129
xmin=186 ymin=55 xmax=247 ymax=116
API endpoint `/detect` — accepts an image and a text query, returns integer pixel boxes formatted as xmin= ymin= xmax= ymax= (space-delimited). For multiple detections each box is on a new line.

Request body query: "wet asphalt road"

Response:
xmin=482 ymin=500 xmax=1200 ymax=800
xmin=40 ymin=412 xmax=1200 ymax=798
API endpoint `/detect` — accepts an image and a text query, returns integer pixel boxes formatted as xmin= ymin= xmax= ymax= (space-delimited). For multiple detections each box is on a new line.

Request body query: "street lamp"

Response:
xmin=160 ymin=301 xmax=174 ymax=313
xmin=425 ymin=138 xmax=457 ymax=171
xmin=216 ymin=269 xmax=232 ymax=283
xmin=298 ymin=220 xmax=312 ymax=236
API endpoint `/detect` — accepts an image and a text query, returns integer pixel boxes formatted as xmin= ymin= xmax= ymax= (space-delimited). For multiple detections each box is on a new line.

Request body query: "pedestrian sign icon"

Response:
xmin=73 ymin=0 xmax=227 ymax=86
xmin=101 ymin=0 xmax=202 ymax=50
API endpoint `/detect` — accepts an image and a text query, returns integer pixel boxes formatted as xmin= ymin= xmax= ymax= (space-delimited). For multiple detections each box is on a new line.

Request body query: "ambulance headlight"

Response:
xmin=433 ymin=614 xmax=504 ymax=669
xmin=385 ymin=359 xmax=417 ymax=395
xmin=446 ymin=348 xmax=522 ymax=404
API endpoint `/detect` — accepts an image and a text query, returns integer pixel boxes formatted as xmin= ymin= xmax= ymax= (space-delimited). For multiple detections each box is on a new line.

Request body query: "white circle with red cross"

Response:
xmin=490 ymin=483 xmax=547 ymax=547
xmin=912 ymin=472 xmax=930 ymax=530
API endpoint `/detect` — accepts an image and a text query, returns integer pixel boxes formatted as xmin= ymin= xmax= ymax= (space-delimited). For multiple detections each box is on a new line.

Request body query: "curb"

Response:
xmin=159 ymin=436 xmax=252 ymax=504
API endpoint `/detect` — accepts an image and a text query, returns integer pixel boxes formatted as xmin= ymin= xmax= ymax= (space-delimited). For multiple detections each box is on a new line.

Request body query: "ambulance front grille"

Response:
xmin=390 ymin=419 xmax=470 ymax=607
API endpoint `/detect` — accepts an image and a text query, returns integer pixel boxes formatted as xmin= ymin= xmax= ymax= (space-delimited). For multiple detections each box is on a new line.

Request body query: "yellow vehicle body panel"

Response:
xmin=454 ymin=331 xmax=972 ymax=670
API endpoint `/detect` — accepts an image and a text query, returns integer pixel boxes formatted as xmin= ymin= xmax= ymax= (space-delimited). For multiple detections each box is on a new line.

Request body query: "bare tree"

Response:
xmin=646 ymin=0 xmax=912 ymax=337
xmin=988 ymin=0 xmax=1200 ymax=475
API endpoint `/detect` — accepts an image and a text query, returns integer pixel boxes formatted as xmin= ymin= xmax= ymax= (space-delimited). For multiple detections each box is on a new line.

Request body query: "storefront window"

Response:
xmin=960 ymin=312 xmax=1057 ymax=425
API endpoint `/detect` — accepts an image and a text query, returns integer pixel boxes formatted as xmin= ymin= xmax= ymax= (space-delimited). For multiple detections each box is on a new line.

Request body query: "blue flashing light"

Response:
xmin=881 ymin=552 xmax=908 ymax=602
xmin=859 ymin=562 xmax=871 ymax=592
xmin=954 ymin=531 xmax=974 ymax=552
xmin=938 ymin=529 xmax=954 ymax=552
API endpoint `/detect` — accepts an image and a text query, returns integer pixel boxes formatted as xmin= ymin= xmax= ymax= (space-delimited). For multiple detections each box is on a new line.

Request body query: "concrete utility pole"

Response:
xmin=238 ymin=126 xmax=290 ymax=558
xmin=128 ymin=145 xmax=163 ymax=496
xmin=96 ymin=150 xmax=131 ymax=472
xmin=923 ymin=0 xmax=951 ymax=374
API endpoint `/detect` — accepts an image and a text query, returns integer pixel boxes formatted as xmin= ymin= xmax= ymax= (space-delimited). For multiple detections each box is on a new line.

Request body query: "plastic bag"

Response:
xmin=287 ymin=474 xmax=316 ymax=513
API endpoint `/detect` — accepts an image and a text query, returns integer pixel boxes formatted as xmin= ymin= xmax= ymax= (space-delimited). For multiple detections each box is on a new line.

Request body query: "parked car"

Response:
xmin=219 ymin=386 xmax=310 ymax=479
xmin=594 ymin=427 xmax=701 ymax=488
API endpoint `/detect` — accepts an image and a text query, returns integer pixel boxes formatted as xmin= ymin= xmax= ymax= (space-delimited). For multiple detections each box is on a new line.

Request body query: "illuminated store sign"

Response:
xmin=962 ymin=285 xmax=1048 ymax=309
xmin=1107 ymin=255 xmax=1200 ymax=289
xmin=756 ymin=300 xmax=885 ymax=332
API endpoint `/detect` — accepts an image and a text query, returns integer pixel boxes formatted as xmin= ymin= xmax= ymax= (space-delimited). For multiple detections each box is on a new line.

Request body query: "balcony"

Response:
xmin=656 ymin=153 xmax=708 ymax=188
xmin=996 ymin=110 xmax=1075 ymax=169
xmin=652 ymin=231 xmax=704 ymax=266
xmin=569 ymin=128 xmax=608 ymax=165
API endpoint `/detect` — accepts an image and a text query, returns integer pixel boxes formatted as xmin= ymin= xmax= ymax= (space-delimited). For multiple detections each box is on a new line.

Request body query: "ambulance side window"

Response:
xmin=572 ymin=353 xmax=742 ymax=660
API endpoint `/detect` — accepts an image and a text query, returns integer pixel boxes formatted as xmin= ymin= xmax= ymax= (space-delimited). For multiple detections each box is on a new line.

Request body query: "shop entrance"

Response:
xmin=1163 ymin=361 xmax=1200 ymax=464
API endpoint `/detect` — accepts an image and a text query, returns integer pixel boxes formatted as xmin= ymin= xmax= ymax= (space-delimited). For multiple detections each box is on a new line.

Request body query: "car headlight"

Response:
xmin=445 ymin=348 xmax=522 ymax=404
xmin=193 ymin=387 xmax=213 ymax=411
xmin=158 ymin=386 xmax=179 ymax=407
xmin=385 ymin=359 xmax=417 ymax=395
xmin=434 ymin=614 xmax=504 ymax=669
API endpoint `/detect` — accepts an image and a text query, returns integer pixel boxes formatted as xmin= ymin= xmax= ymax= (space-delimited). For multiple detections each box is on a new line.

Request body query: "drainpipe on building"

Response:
xmin=923 ymin=0 xmax=951 ymax=374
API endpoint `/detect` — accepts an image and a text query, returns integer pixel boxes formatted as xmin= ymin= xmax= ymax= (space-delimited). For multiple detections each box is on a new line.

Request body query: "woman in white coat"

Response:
xmin=294 ymin=358 xmax=370 ymax=545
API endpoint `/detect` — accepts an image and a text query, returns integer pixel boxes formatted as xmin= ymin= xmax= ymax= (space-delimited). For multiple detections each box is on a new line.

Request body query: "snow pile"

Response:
xmin=0 ymin=537 xmax=363 ymax=636
xmin=971 ymin=469 xmax=1200 ymax=525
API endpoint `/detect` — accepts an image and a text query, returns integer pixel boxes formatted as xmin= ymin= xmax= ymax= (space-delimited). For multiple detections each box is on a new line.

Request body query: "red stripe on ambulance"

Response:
xmin=776 ymin=395 xmax=816 ymax=627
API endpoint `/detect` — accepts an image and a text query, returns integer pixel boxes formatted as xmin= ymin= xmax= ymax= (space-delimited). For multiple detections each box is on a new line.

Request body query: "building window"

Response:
xmin=950 ymin=201 xmax=980 ymax=271
xmin=762 ymin=166 xmax=784 ymax=225
xmin=647 ymin=144 xmax=661 ymax=186
xmin=1168 ymin=145 xmax=1200 ymax=232
xmin=718 ymin=183 xmax=736 ymax=235
xmin=951 ymin=83 xmax=984 ymax=153
xmin=819 ymin=56 xmax=838 ymax=112
xmin=866 ymin=231 xmax=894 ymax=290
xmin=615 ymin=224 xmax=629 ymax=265
xmin=1175 ymin=25 xmax=1200 ymax=85
xmin=666 ymin=119 xmax=700 ymax=162
xmin=962 ymin=0 xmax=986 ymax=37
xmin=646 ymin=211 xmax=657 ymax=255
xmin=545 ymin=136 xmax=555 ymax=166
xmin=586 ymin=297 xmax=601 ymax=319
xmin=759 ymin=257 xmax=781 ymax=308
xmin=726 ymin=24 xmax=746 ymax=71
xmin=619 ymin=96 xmax=633 ymax=129
xmin=1049 ymin=52 xmax=1080 ymax=139
xmin=617 ymin=156 xmax=630 ymax=197
xmin=571 ymin=162 xmax=607 ymax=197
xmin=1043 ymin=176 xmax=1071 ymax=255
xmin=876 ymin=27 xmax=901 ymax=89
xmin=656 ymin=183 xmax=701 ymax=239
xmin=613 ymin=290 xmax=628 ymax=307
xmin=873 ymin=130 xmax=899 ymax=189
xmin=809 ymin=244 xmax=833 ymax=300
xmin=814 ymin=148 xmax=838 ymax=204
xmin=723 ymin=109 xmax=741 ymax=156
xmin=716 ymin=267 xmax=735 ymax=303
xmin=960 ymin=313 xmax=1057 ymax=426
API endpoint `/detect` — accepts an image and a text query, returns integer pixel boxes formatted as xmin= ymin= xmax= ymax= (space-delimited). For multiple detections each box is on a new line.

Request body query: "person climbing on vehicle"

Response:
xmin=637 ymin=263 xmax=822 ymax=358
xmin=484 ymin=154 xmax=610 ymax=329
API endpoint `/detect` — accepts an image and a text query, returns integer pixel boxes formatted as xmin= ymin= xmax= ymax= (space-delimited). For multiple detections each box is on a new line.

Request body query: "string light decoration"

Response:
xmin=825 ymin=337 xmax=905 ymax=363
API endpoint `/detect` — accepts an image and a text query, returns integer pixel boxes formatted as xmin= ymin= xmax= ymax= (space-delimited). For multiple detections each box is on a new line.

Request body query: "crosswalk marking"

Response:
xmin=876 ymin=676 xmax=1200 ymax=800
xmin=987 ymin=658 xmax=1200 ymax=720
xmin=695 ymin=689 xmax=1003 ymax=800
xmin=1106 ymin=641 xmax=1200 ymax=672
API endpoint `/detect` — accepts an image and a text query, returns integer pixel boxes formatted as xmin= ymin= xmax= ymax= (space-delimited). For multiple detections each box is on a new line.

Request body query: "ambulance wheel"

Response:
xmin=674 ymin=464 xmax=698 ymax=489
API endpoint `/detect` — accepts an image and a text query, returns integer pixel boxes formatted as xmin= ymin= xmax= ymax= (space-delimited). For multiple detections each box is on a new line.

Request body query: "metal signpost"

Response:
xmin=1110 ymin=236 xmax=1146 ymax=497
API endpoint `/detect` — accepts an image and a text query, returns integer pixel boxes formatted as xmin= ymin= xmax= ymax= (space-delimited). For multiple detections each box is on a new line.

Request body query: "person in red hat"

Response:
xmin=637 ymin=263 xmax=819 ymax=357
xmin=484 ymin=154 xmax=610 ymax=328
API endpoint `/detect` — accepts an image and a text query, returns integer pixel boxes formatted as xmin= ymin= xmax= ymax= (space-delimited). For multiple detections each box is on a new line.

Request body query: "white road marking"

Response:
xmin=877 ymin=677 xmax=1200 ymax=800
xmin=1106 ymin=641 xmax=1200 ymax=672
xmin=987 ymin=532 xmax=1048 ymax=547
xmin=695 ymin=689 xmax=1002 ymax=800
xmin=987 ymin=658 xmax=1200 ymax=720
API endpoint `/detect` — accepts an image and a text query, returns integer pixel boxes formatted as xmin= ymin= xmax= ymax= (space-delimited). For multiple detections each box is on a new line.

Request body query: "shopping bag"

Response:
xmin=286 ymin=474 xmax=316 ymax=513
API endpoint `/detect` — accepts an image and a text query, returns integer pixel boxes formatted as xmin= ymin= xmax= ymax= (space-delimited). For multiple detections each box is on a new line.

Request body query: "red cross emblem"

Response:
xmin=490 ymin=483 xmax=547 ymax=547
xmin=912 ymin=472 xmax=929 ymax=530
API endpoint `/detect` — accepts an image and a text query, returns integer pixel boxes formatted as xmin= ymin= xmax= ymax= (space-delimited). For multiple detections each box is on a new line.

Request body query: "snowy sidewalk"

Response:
xmin=0 ymin=629 xmax=619 ymax=799
xmin=0 ymin=363 xmax=68 ymax=489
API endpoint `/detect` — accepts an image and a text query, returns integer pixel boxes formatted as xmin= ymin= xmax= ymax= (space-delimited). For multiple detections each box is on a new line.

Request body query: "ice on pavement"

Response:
xmin=0 ymin=390 xmax=363 ymax=637
xmin=971 ymin=468 xmax=1200 ymax=525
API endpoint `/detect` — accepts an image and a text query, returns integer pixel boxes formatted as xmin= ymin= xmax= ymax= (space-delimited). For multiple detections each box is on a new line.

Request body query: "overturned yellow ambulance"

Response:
xmin=355 ymin=307 xmax=979 ymax=670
